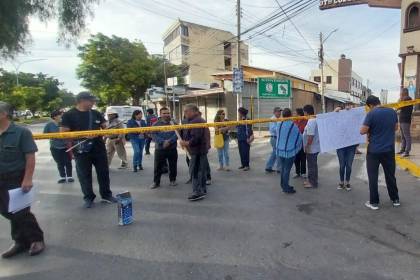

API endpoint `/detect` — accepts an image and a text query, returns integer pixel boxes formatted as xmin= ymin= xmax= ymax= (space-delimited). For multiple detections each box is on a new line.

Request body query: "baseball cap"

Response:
xmin=76 ymin=91 xmax=98 ymax=102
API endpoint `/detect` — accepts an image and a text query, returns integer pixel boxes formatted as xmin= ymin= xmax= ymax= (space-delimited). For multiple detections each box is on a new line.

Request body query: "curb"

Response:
xmin=396 ymin=155 xmax=420 ymax=178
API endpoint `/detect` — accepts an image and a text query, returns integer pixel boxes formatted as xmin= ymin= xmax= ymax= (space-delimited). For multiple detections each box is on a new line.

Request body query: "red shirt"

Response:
xmin=294 ymin=119 xmax=308 ymax=134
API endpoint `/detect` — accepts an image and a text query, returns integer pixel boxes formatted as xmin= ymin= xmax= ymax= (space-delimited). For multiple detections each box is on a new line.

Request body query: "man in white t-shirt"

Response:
xmin=302 ymin=104 xmax=320 ymax=188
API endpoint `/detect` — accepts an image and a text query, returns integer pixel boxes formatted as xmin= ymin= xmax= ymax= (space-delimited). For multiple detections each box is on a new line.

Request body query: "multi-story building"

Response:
xmin=162 ymin=19 xmax=248 ymax=89
xmin=309 ymin=54 xmax=370 ymax=103
xmin=380 ymin=89 xmax=389 ymax=104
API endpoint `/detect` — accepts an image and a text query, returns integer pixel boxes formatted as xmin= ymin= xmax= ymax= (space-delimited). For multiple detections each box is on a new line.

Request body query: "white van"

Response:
xmin=105 ymin=106 xmax=144 ymax=123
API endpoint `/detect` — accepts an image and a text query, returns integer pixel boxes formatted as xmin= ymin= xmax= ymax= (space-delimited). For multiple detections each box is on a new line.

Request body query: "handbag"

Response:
xmin=214 ymin=131 xmax=224 ymax=149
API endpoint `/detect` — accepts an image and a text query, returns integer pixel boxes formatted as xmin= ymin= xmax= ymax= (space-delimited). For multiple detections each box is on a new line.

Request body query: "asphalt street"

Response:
xmin=1 ymin=123 xmax=420 ymax=280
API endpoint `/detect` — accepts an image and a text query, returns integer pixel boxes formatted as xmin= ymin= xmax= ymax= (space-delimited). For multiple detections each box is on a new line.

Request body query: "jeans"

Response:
xmin=189 ymin=154 xmax=208 ymax=195
xmin=238 ymin=140 xmax=250 ymax=168
xmin=0 ymin=171 xmax=44 ymax=246
xmin=217 ymin=139 xmax=230 ymax=167
xmin=400 ymin=122 xmax=411 ymax=153
xmin=307 ymin=153 xmax=319 ymax=187
xmin=131 ymin=138 xmax=145 ymax=167
xmin=74 ymin=143 xmax=112 ymax=201
xmin=366 ymin=151 xmax=399 ymax=204
xmin=278 ymin=156 xmax=295 ymax=192
xmin=145 ymin=137 xmax=152 ymax=154
xmin=50 ymin=147 xmax=72 ymax=178
xmin=154 ymin=148 xmax=178 ymax=185
xmin=336 ymin=145 xmax=357 ymax=182
xmin=266 ymin=137 xmax=280 ymax=171
xmin=294 ymin=148 xmax=306 ymax=175
xmin=187 ymin=156 xmax=211 ymax=180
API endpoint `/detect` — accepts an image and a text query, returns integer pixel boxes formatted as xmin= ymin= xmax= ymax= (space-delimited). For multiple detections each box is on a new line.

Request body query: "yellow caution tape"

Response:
xmin=396 ymin=156 xmax=420 ymax=178
xmin=32 ymin=99 xmax=420 ymax=140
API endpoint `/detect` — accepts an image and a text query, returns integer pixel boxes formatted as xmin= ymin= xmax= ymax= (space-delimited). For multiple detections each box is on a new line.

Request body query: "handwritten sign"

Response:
xmin=316 ymin=107 xmax=366 ymax=153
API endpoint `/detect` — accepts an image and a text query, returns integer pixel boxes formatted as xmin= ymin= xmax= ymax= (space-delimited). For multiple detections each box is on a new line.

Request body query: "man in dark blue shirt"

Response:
xmin=360 ymin=95 xmax=399 ymax=210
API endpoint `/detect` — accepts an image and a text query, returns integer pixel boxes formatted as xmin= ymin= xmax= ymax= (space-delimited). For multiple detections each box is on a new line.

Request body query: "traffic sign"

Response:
xmin=233 ymin=67 xmax=243 ymax=93
xmin=257 ymin=78 xmax=292 ymax=99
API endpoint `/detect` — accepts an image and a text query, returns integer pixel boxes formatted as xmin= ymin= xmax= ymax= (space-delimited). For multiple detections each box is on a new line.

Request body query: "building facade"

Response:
xmin=309 ymin=54 xmax=370 ymax=103
xmin=162 ymin=20 xmax=249 ymax=89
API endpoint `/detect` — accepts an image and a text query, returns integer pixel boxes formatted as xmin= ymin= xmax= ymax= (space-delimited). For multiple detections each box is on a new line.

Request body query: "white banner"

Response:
xmin=316 ymin=107 xmax=367 ymax=153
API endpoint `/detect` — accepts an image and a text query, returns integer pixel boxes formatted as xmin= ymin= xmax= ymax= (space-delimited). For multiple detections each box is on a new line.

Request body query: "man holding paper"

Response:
xmin=0 ymin=102 xmax=45 ymax=258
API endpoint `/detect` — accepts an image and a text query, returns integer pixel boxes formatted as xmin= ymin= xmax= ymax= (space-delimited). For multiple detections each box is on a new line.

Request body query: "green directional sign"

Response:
xmin=257 ymin=78 xmax=292 ymax=99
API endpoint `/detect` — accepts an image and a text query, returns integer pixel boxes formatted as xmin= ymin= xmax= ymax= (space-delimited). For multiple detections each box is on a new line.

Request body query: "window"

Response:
xmin=181 ymin=45 xmax=189 ymax=55
xmin=314 ymin=76 xmax=321 ymax=82
xmin=326 ymin=76 xmax=332 ymax=84
xmin=405 ymin=3 xmax=420 ymax=32
xmin=164 ymin=28 xmax=180 ymax=46
xmin=181 ymin=25 xmax=189 ymax=37
xmin=224 ymin=57 xmax=231 ymax=70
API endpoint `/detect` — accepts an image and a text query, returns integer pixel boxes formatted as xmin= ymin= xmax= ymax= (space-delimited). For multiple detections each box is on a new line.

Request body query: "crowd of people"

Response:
xmin=0 ymin=88 xmax=414 ymax=258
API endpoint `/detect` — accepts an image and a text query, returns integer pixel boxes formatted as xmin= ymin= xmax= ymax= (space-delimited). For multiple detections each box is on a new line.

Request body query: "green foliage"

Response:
xmin=77 ymin=33 xmax=185 ymax=106
xmin=13 ymin=86 xmax=45 ymax=113
xmin=0 ymin=0 xmax=98 ymax=58
xmin=0 ymin=68 xmax=75 ymax=112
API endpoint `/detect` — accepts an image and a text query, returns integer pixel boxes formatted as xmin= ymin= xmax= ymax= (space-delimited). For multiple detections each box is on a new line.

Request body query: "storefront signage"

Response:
xmin=319 ymin=0 xmax=368 ymax=10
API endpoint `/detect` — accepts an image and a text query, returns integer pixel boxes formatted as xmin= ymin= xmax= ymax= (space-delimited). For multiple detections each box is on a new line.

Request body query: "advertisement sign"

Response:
xmin=319 ymin=0 xmax=368 ymax=10
xmin=233 ymin=67 xmax=243 ymax=93
xmin=258 ymin=78 xmax=292 ymax=99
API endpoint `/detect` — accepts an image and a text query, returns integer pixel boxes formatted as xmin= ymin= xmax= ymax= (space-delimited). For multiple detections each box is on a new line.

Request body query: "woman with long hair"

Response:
xmin=126 ymin=110 xmax=147 ymax=172
xmin=236 ymin=107 xmax=254 ymax=171
xmin=214 ymin=109 xmax=230 ymax=171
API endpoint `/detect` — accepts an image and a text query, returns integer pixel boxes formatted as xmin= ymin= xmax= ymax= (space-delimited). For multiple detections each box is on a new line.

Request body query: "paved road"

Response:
xmin=1 ymin=124 xmax=420 ymax=279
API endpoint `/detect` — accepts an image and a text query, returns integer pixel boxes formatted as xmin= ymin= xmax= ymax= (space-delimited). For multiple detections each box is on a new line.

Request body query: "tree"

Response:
xmin=0 ymin=0 xmax=98 ymax=58
xmin=149 ymin=55 xmax=187 ymax=87
xmin=13 ymin=86 xmax=45 ymax=113
xmin=77 ymin=33 xmax=155 ymax=106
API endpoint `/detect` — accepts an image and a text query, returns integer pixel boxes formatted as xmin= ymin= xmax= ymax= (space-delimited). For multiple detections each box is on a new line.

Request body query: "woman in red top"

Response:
xmin=293 ymin=108 xmax=308 ymax=178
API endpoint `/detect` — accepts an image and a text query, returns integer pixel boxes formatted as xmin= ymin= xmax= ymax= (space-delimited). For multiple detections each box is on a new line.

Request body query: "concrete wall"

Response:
xmin=400 ymin=0 xmax=420 ymax=53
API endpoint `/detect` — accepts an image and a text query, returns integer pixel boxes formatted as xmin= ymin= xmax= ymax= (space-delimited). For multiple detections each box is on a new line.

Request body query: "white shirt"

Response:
xmin=303 ymin=119 xmax=320 ymax=154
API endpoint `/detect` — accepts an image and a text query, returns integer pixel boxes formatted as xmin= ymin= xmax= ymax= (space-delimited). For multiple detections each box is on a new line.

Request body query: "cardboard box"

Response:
xmin=116 ymin=192 xmax=133 ymax=226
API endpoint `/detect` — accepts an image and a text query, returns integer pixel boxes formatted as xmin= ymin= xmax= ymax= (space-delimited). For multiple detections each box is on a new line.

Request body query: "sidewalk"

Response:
xmin=396 ymin=142 xmax=420 ymax=178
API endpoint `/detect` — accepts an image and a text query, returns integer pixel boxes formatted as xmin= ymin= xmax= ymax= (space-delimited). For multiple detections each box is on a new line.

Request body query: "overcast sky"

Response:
xmin=1 ymin=0 xmax=402 ymax=101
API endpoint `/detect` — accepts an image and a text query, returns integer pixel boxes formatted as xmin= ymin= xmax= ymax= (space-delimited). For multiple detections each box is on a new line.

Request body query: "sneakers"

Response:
xmin=225 ymin=166 xmax=231 ymax=171
xmin=345 ymin=183 xmax=352 ymax=191
xmin=67 ymin=177 xmax=75 ymax=183
xmin=185 ymin=179 xmax=192 ymax=184
xmin=392 ymin=200 xmax=401 ymax=207
xmin=365 ymin=201 xmax=379 ymax=210
xmin=101 ymin=196 xmax=118 ymax=203
xmin=238 ymin=166 xmax=245 ymax=170
xmin=57 ymin=178 xmax=66 ymax=184
xmin=188 ymin=193 xmax=206 ymax=201
xmin=83 ymin=200 xmax=94 ymax=209
xmin=205 ymin=179 xmax=212 ymax=186
xmin=118 ymin=164 xmax=128 ymax=169
xmin=293 ymin=174 xmax=301 ymax=179
xmin=337 ymin=183 xmax=345 ymax=190
xmin=402 ymin=153 xmax=410 ymax=157
xmin=284 ymin=188 xmax=296 ymax=194
xmin=169 ymin=181 xmax=177 ymax=187
xmin=133 ymin=166 xmax=138 ymax=173
xmin=217 ymin=166 xmax=224 ymax=171
xmin=139 ymin=165 xmax=144 ymax=170
xmin=265 ymin=168 xmax=275 ymax=174
xmin=243 ymin=167 xmax=250 ymax=171
xmin=150 ymin=183 xmax=160 ymax=189
xmin=396 ymin=150 xmax=404 ymax=155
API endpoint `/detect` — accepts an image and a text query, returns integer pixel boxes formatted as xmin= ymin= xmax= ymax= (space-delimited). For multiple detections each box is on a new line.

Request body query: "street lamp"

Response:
xmin=12 ymin=58 xmax=48 ymax=86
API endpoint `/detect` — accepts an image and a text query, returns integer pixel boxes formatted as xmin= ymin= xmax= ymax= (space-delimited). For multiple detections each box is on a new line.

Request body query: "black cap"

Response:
xmin=76 ymin=91 xmax=97 ymax=102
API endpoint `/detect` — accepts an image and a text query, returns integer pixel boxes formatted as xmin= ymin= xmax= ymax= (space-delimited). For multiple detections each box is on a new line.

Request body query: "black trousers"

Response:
xmin=238 ymin=140 xmax=250 ymax=168
xmin=294 ymin=148 xmax=306 ymax=175
xmin=154 ymin=148 xmax=178 ymax=185
xmin=0 ymin=171 xmax=44 ymax=246
xmin=189 ymin=154 xmax=208 ymax=195
xmin=145 ymin=137 xmax=152 ymax=154
xmin=186 ymin=155 xmax=211 ymax=180
xmin=50 ymin=147 xmax=72 ymax=178
xmin=74 ymin=143 xmax=112 ymax=201
xmin=366 ymin=151 xmax=399 ymax=204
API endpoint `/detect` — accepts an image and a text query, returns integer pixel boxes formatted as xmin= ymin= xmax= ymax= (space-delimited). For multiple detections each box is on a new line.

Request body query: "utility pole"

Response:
xmin=163 ymin=50 xmax=168 ymax=107
xmin=236 ymin=0 xmax=242 ymax=119
xmin=319 ymin=32 xmax=325 ymax=113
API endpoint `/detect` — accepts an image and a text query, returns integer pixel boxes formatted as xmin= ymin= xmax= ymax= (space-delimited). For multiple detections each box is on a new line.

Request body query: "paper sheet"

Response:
xmin=316 ymin=107 xmax=367 ymax=153
xmin=8 ymin=187 xmax=35 ymax=213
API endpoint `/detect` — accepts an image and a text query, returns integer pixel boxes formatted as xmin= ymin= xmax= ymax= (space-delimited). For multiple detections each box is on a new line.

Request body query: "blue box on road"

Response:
xmin=116 ymin=192 xmax=133 ymax=226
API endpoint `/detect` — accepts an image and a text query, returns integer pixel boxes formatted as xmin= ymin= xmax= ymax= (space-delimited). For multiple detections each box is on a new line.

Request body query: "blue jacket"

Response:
xmin=236 ymin=119 xmax=253 ymax=141
xmin=126 ymin=119 xmax=147 ymax=140
xmin=152 ymin=119 xmax=178 ymax=150
xmin=276 ymin=120 xmax=302 ymax=159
